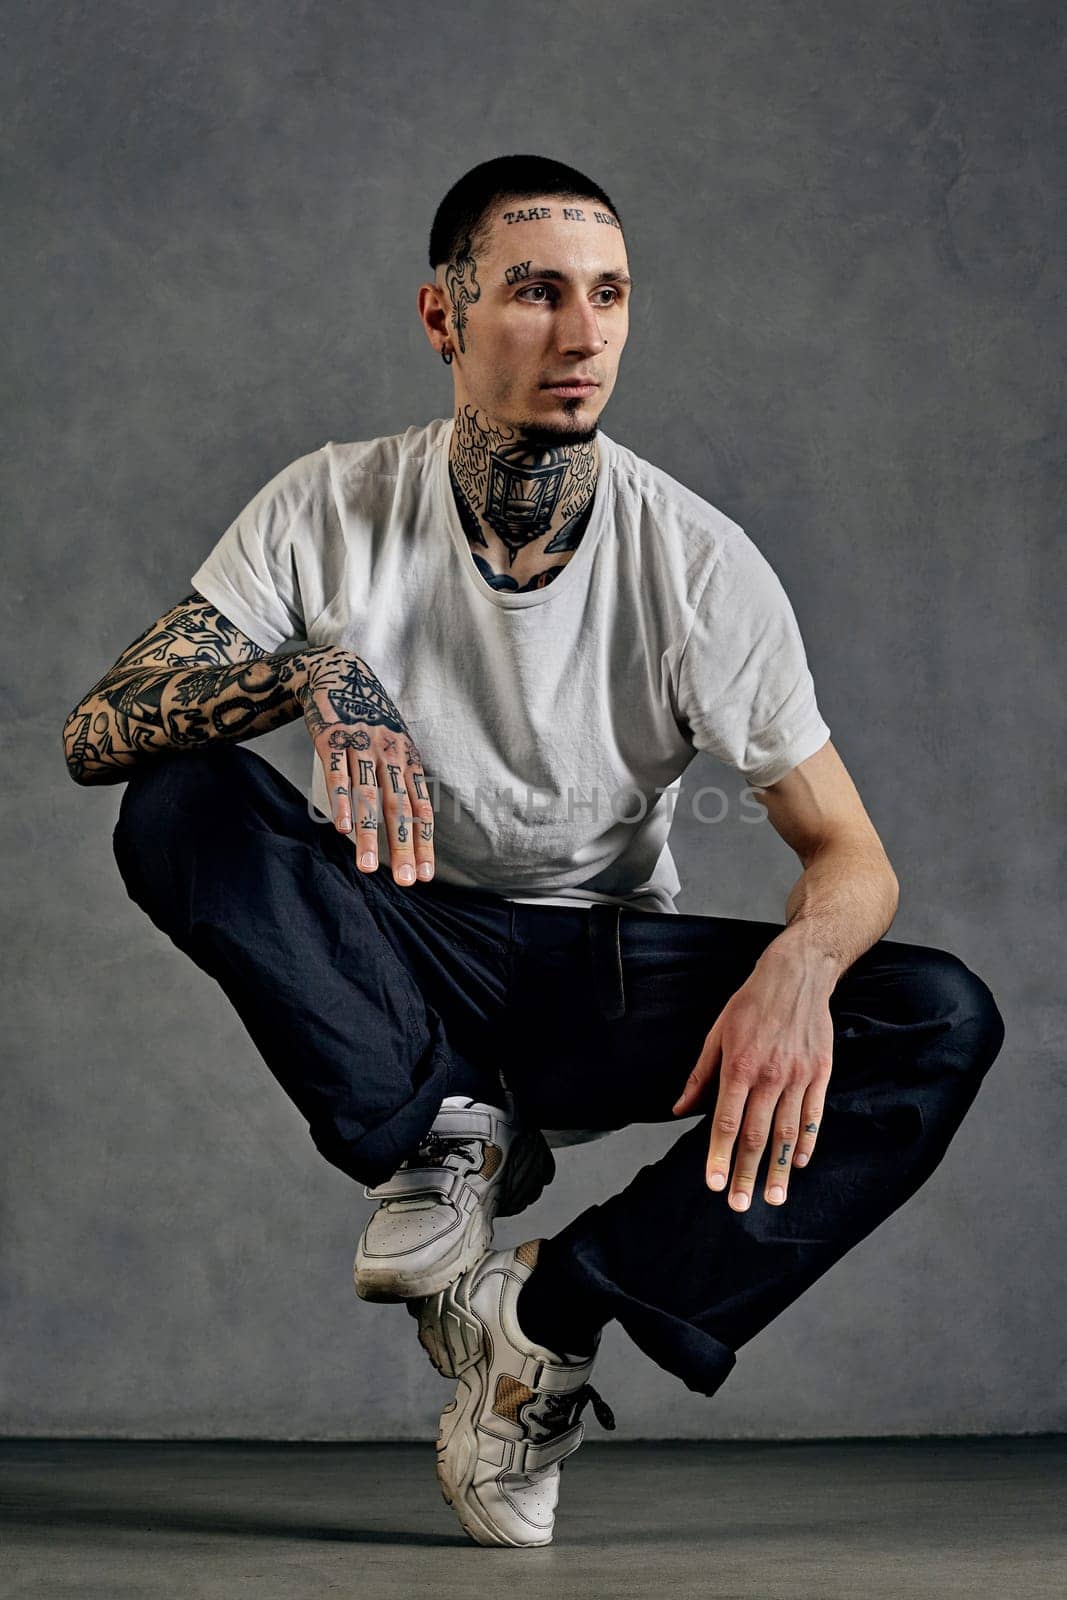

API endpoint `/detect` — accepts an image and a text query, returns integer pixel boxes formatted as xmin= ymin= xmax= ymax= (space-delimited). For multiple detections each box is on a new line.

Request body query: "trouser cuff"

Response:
xmin=538 ymin=1211 xmax=738 ymax=1398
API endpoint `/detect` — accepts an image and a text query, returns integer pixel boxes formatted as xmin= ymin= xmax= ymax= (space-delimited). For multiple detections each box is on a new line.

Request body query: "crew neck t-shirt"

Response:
xmin=189 ymin=415 xmax=831 ymax=915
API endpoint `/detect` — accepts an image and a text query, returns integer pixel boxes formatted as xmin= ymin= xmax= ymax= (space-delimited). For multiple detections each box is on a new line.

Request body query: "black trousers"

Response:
xmin=112 ymin=744 xmax=1006 ymax=1398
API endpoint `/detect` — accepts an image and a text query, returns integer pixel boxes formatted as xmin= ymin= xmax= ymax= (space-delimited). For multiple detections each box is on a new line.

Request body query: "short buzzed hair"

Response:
xmin=428 ymin=153 xmax=621 ymax=273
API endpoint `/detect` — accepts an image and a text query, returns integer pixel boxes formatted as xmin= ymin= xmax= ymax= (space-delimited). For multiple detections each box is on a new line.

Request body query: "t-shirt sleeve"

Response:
xmin=189 ymin=448 xmax=329 ymax=652
xmin=676 ymin=528 xmax=831 ymax=788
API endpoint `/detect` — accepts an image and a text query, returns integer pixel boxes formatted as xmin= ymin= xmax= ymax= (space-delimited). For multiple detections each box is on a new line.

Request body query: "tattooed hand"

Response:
xmin=294 ymin=649 xmax=434 ymax=887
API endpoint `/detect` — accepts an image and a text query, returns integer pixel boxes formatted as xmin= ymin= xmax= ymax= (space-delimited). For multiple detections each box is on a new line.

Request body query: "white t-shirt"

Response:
xmin=190 ymin=415 xmax=831 ymax=915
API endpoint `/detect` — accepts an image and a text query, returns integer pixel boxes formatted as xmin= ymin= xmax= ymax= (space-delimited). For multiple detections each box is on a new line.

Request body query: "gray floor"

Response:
xmin=2 ymin=1437 xmax=1064 ymax=1599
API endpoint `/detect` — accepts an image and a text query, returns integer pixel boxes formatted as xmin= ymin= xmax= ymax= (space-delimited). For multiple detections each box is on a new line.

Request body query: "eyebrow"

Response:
xmin=506 ymin=267 xmax=633 ymax=287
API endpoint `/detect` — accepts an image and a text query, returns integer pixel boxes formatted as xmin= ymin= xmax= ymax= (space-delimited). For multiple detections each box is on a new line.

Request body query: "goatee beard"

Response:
xmin=512 ymin=415 xmax=600 ymax=450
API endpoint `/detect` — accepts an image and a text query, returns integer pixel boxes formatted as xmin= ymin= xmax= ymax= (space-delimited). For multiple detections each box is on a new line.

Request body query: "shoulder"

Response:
xmin=602 ymin=431 xmax=752 ymax=594
xmin=321 ymin=416 xmax=449 ymax=496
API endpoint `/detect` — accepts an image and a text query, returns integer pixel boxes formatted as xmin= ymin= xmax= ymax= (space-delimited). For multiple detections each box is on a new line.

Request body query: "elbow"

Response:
xmin=881 ymin=860 xmax=901 ymax=928
xmin=62 ymin=707 xmax=132 ymax=788
xmin=878 ymin=841 xmax=900 ymax=901
xmin=62 ymin=707 xmax=97 ymax=785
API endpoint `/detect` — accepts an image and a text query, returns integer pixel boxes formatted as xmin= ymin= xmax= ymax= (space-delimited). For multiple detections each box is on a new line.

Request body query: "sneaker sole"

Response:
xmin=410 ymin=1274 xmax=484 ymax=1378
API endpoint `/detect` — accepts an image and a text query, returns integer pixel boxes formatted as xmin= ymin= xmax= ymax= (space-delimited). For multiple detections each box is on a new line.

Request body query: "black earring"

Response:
xmin=441 ymin=347 xmax=453 ymax=365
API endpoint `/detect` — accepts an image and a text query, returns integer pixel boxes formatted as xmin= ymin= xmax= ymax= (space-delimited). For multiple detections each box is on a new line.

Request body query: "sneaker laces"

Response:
xmin=381 ymin=1130 xmax=485 ymax=1211
xmin=527 ymin=1380 xmax=617 ymax=1441
xmin=414 ymin=1131 xmax=484 ymax=1171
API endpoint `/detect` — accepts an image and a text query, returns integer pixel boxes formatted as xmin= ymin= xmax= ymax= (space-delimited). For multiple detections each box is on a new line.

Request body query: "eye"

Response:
xmin=516 ymin=285 xmax=622 ymax=305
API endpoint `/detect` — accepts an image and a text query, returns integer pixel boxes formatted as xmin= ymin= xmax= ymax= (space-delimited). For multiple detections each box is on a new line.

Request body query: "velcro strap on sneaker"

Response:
xmin=429 ymin=1107 xmax=497 ymax=1141
xmin=362 ymin=1166 xmax=462 ymax=1202
xmin=523 ymin=1422 xmax=585 ymax=1472
xmin=534 ymin=1360 xmax=596 ymax=1395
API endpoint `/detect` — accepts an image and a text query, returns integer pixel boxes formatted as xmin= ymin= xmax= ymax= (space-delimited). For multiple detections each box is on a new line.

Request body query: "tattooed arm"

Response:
xmin=61 ymin=590 xmax=327 ymax=786
xmin=62 ymin=591 xmax=437 ymax=888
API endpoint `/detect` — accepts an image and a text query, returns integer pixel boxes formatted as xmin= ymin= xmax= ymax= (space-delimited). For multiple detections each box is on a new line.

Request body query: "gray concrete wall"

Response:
xmin=4 ymin=0 xmax=1062 ymax=1438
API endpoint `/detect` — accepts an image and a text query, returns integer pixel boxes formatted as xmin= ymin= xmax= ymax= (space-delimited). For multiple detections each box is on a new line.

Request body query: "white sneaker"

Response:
xmin=353 ymin=1097 xmax=554 ymax=1302
xmin=413 ymin=1239 xmax=616 ymax=1548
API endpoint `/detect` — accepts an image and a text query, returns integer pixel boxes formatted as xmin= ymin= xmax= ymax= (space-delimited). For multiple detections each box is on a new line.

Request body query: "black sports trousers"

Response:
xmin=112 ymin=744 xmax=1006 ymax=1398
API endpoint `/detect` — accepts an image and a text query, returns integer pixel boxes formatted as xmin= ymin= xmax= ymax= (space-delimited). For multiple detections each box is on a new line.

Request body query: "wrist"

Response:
xmin=289 ymin=643 xmax=338 ymax=694
xmin=753 ymin=926 xmax=842 ymax=995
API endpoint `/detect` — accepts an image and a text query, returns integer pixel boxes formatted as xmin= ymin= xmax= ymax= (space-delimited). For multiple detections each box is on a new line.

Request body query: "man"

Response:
xmin=64 ymin=154 xmax=1006 ymax=1549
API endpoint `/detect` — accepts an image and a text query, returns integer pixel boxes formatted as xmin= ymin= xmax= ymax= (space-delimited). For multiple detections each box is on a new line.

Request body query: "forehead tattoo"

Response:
xmin=497 ymin=207 xmax=625 ymax=289
xmin=500 ymin=204 xmax=622 ymax=230
xmin=443 ymin=209 xmax=625 ymax=350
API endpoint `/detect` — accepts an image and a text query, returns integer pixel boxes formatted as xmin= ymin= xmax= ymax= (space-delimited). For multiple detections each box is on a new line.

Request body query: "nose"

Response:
xmin=558 ymin=296 xmax=608 ymax=356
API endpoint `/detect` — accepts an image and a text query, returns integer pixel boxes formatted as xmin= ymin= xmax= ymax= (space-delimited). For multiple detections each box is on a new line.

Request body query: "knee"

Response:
xmin=924 ymin=949 xmax=1006 ymax=1076
xmin=112 ymin=748 xmax=260 ymax=903
xmin=113 ymin=745 xmax=252 ymax=848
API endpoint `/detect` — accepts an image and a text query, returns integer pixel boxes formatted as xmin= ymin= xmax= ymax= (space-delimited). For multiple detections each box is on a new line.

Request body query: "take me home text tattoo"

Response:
xmin=500 ymin=205 xmax=621 ymax=230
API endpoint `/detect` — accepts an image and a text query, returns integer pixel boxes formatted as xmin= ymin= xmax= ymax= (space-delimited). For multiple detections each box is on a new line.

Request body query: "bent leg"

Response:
xmin=508 ymin=911 xmax=1006 ymax=1395
xmin=112 ymin=745 xmax=511 ymax=1185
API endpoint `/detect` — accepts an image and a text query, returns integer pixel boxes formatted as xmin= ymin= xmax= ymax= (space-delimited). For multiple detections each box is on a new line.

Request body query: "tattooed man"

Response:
xmin=65 ymin=153 xmax=1005 ymax=1549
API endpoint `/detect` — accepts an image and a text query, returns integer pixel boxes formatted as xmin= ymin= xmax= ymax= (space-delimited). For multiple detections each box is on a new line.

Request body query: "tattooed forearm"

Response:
xmin=64 ymin=650 xmax=329 ymax=785
xmin=75 ymin=590 xmax=265 ymax=709
xmin=63 ymin=591 xmax=331 ymax=785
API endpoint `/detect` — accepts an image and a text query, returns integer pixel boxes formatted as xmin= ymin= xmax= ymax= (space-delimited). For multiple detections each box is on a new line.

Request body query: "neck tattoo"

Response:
xmin=448 ymin=405 xmax=598 ymax=592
